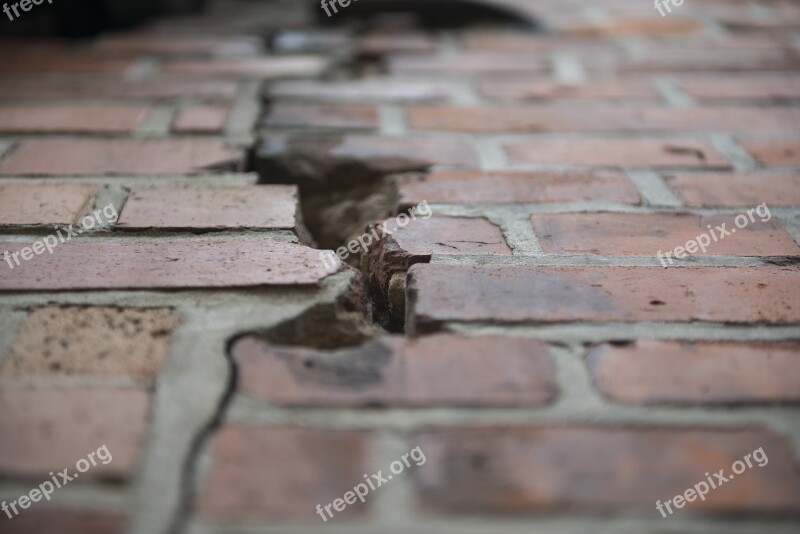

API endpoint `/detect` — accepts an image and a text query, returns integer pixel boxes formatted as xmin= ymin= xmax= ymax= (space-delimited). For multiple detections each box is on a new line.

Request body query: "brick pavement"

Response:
xmin=0 ymin=1 xmax=799 ymax=533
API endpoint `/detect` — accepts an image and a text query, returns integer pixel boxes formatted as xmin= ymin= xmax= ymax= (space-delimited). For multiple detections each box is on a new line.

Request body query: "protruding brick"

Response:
xmin=532 ymin=213 xmax=799 ymax=256
xmin=263 ymin=103 xmax=379 ymax=131
xmin=197 ymin=426 xmax=367 ymax=520
xmin=0 ymin=184 xmax=98 ymax=225
xmin=0 ymin=139 xmax=243 ymax=175
xmin=232 ymin=334 xmax=555 ymax=407
xmin=588 ymin=341 xmax=800 ymax=404
xmin=117 ymin=186 xmax=299 ymax=230
xmin=385 ymin=216 xmax=511 ymax=257
xmin=505 ymin=138 xmax=730 ymax=168
xmin=173 ymin=105 xmax=229 ymax=133
xmin=416 ymin=427 xmax=800 ymax=514
xmin=0 ymin=388 xmax=148 ymax=479
xmin=665 ymin=172 xmax=800 ymax=207
xmin=0 ymin=240 xmax=340 ymax=291
xmin=1 ymin=307 xmax=179 ymax=383
xmin=0 ymin=104 xmax=148 ymax=133
xmin=407 ymin=265 xmax=800 ymax=329
xmin=741 ymin=139 xmax=800 ymax=167
xmin=398 ymin=170 xmax=641 ymax=205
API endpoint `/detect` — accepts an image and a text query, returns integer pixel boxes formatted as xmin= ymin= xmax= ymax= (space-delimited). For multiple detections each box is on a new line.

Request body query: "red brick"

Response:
xmin=0 ymin=388 xmax=148 ymax=479
xmin=532 ymin=213 xmax=799 ymax=256
xmin=416 ymin=427 xmax=800 ymax=514
xmin=479 ymin=79 xmax=659 ymax=101
xmin=0 ymin=184 xmax=98 ymax=225
xmin=0 ymin=56 xmax=134 ymax=75
xmin=93 ymin=35 xmax=262 ymax=56
xmin=0 ymin=78 xmax=239 ymax=101
xmin=172 ymin=105 xmax=229 ymax=133
xmin=408 ymin=106 xmax=800 ymax=133
xmin=388 ymin=53 xmax=548 ymax=75
xmin=385 ymin=216 xmax=511 ymax=257
xmin=505 ymin=138 xmax=730 ymax=168
xmin=1 ymin=307 xmax=179 ymax=384
xmin=601 ymin=48 xmax=800 ymax=72
xmin=407 ymin=265 xmax=800 ymax=328
xmin=588 ymin=341 xmax=800 ymax=404
xmin=398 ymin=170 xmax=641 ymax=205
xmin=665 ymin=172 xmax=800 ymax=207
xmin=268 ymin=78 xmax=452 ymax=103
xmin=263 ymin=103 xmax=379 ymax=130
xmin=0 ymin=240 xmax=339 ymax=291
xmin=0 ymin=104 xmax=148 ymax=133
xmin=0 ymin=139 xmax=242 ymax=176
xmin=741 ymin=139 xmax=800 ymax=167
xmin=233 ymin=334 xmax=555 ymax=407
xmin=357 ymin=34 xmax=437 ymax=55
xmin=677 ymin=75 xmax=800 ymax=102
xmin=118 ymin=185 xmax=298 ymax=230
xmin=162 ymin=57 xmax=328 ymax=79
xmin=197 ymin=426 xmax=367 ymax=520
xmin=558 ymin=18 xmax=703 ymax=37
xmin=463 ymin=34 xmax=619 ymax=52
xmin=1 ymin=509 xmax=125 ymax=534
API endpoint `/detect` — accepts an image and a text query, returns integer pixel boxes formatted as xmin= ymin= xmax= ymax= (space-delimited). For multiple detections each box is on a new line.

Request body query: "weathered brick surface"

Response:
xmin=386 ymin=217 xmax=511 ymax=257
xmin=505 ymin=138 xmax=730 ymax=168
xmin=588 ymin=341 xmax=800 ymax=404
xmin=398 ymin=170 xmax=641 ymax=205
xmin=0 ymin=388 xmax=148 ymax=479
xmin=0 ymin=241 xmax=339 ymax=290
xmin=268 ymin=78 xmax=453 ymax=103
xmin=263 ymin=103 xmax=379 ymax=131
xmin=162 ymin=57 xmax=328 ymax=79
xmin=0 ymin=139 xmax=243 ymax=176
xmin=388 ymin=53 xmax=548 ymax=75
xmin=232 ymin=334 xmax=555 ymax=407
xmin=0 ymin=184 xmax=98 ymax=225
xmin=479 ymin=79 xmax=660 ymax=101
xmin=532 ymin=213 xmax=799 ymax=256
xmin=93 ymin=35 xmax=263 ymax=56
xmin=196 ymin=427 xmax=368 ymax=520
xmin=1 ymin=307 xmax=179 ymax=384
xmin=172 ymin=105 xmax=229 ymax=133
xmin=416 ymin=427 xmax=800 ymax=514
xmin=665 ymin=172 xmax=800 ymax=207
xmin=0 ymin=104 xmax=148 ymax=133
xmin=117 ymin=186 xmax=299 ymax=230
xmin=677 ymin=75 xmax=800 ymax=101
xmin=0 ymin=78 xmax=239 ymax=100
xmin=741 ymin=139 xmax=800 ymax=167
xmin=408 ymin=265 xmax=800 ymax=327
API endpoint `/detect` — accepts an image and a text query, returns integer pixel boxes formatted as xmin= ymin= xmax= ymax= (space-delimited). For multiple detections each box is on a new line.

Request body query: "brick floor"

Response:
xmin=1 ymin=1 xmax=799 ymax=534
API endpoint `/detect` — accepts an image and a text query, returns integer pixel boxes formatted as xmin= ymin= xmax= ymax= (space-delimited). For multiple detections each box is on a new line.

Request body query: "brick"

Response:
xmin=0 ymin=56 xmax=134 ymax=75
xmin=0 ymin=78 xmax=239 ymax=101
xmin=388 ymin=53 xmax=548 ymax=75
xmin=385 ymin=216 xmax=511 ymax=257
xmin=0 ymin=388 xmax=148 ymax=479
xmin=1 ymin=307 xmax=179 ymax=384
xmin=0 ymin=104 xmax=148 ymax=133
xmin=331 ymin=136 xmax=477 ymax=168
xmin=532 ymin=213 xmax=800 ymax=257
xmin=94 ymin=35 xmax=263 ymax=56
xmin=463 ymin=34 xmax=619 ymax=52
xmin=416 ymin=427 xmax=800 ymax=514
xmin=162 ymin=57 xmax=328 ymax=79
xmin=479 ymin=79 xmax=660 ymax=101
xmin=118 ymin=185 xmax=298 ymax=230
xmin=677 ymin=75 xmax=800 ymax=101
xmin=558 ymin=18 xmax=703 ymax=37
xmin=0 ymin=240 xmax=339 ymax=291
xmin=407 ymin=265 xmax=800 ymax=328
xmin=398 ymin=170 xmax=641 ymax=205
xmin=600 ymin=48 xmax=800 ymax=72
xmin=741 ymin=139 xmax=800 ymax=167
xmin=0 ymin=139 xmax=243 ymax=176
xmin=357 ymin=34 xmax=437 ymax=55
xmin=197 ymin=426 xmax=367 ymax=520
xmin=263 ymin=103 xmax=379 ymax=131
xmin=268 ymin=78 xmax=452 ymax=104
xmin=505 ymin=138 xmax=730 ymax=168
xmin=587 ymin=341 xmax=800 ymax=404
xmin=0 ymin=184 xmax=98 ymax=225
xmin=232 ymin=334 xmax=556 ymax=407
xmin=1 ymin=509 xmax=125 ymax=534
xmin=408 ymin=106 xmax=800 ymax=133
xmin=172 ymin=105 xmax=229 ymax=133
xmin=665 ymin=172 xmax=800 ymax=207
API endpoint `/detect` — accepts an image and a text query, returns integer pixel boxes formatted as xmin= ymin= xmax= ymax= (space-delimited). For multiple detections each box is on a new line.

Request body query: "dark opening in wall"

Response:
xmin=315 ymin=0 xmax=539 ymax=31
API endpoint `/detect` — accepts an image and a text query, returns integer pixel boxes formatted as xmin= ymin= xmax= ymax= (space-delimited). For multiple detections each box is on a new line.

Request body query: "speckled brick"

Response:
xmin=665 ymin=172 xmax=800 ymax=207
xmin=1 ymin=307 xmax=179 ymax=384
